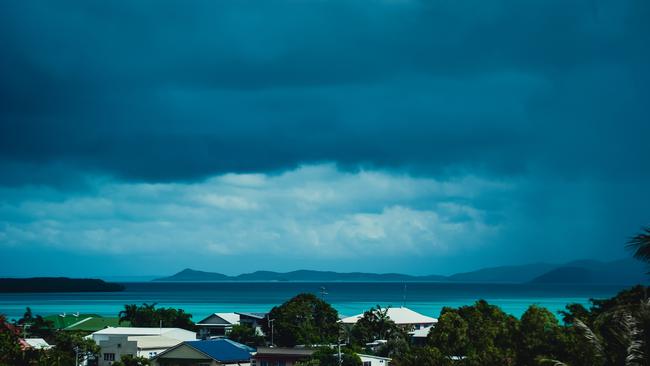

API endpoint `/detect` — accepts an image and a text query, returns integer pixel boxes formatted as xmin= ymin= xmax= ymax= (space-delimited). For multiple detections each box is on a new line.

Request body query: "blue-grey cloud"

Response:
xmin=0 ymin=0 xmax=648 ymax=183
xmin=0 ymin=1 xmax=648 ymax=274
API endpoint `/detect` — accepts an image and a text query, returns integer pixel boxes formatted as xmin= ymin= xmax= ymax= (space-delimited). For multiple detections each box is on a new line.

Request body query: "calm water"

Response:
xmin=0 ymin=282 xmax=625 ymax=322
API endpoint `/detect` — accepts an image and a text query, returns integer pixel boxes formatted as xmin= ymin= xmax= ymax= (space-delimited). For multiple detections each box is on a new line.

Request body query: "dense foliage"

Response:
xmin=118 ymin=302 xmax=195 ymax=330
xmin=111 ymin=354 xmax=151 ymax=366
xmin=227 ymin=323 xmax=266 ymax=346
xmin=263 ymin=293 xmax=340 ymax=346
xmin=296 ymin=346 xmax=362 ymax=366
xmin=0 ymin=316 xmax=99 ymax=366
xmin=15 ymin=307 xmax=54 ymax=339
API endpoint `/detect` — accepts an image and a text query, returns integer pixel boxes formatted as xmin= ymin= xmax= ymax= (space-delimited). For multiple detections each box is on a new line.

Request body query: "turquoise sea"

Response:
xmin=0 ymin=282 xmax=626 ymax=322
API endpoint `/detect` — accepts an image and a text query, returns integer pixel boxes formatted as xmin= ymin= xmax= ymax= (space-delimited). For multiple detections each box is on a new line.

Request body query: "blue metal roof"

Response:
xmin=186 ymin=339 xmax=254 ymax=362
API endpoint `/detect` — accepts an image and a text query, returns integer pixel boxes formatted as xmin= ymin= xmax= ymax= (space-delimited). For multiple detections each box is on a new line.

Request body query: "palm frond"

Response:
xmin=536 ymin=357 xmax=570 ymax=366
xmin=574 ymin=318 xmax=604 ymax=358
xmin=620 ymin=311 xmax=645 ymax=366
xmin=627 ymin=227 xmax=650 ymax=264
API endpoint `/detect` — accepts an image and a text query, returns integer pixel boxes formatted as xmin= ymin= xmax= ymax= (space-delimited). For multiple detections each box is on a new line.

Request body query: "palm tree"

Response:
xmin=627 ymin=227 xmax=650 ymax=271
xmin=373 ymin=306 xmax=392 ymax=340
xmin=118 ymin=304 xmax=138 ymax=325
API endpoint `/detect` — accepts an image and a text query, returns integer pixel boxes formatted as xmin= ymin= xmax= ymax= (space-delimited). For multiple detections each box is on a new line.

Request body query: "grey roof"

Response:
xmin=236 ymin=312 xmax=267 ymax=320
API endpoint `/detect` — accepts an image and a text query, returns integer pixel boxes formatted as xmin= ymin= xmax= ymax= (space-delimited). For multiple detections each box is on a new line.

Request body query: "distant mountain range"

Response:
xmin=154 ymin=258 xmax=648 ymax=285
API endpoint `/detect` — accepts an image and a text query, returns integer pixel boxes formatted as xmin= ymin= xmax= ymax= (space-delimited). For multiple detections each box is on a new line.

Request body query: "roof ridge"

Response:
xmin=64 ymin=316 xmax=93 ymax=329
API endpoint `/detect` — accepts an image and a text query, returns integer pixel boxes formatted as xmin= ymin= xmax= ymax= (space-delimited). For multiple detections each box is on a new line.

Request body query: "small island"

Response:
xmin=0 ymin=277 xmax=125 ymax=293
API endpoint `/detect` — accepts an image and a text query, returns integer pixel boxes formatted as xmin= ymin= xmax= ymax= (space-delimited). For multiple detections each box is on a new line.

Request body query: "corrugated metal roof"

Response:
xmin=340 ymin=307 xmax=437 ymax=325
xmin=24 ymin=338 xmax=51 ymax=349
xmin=198 ymin=312 xmax=240 ymax=325
xmin=91 ymin=327 xmax=195 ymax=339
xmin=186 ymin=339 xmax=254 ymax=362
xmin=127 ymin=335 xmax=182 ymax=349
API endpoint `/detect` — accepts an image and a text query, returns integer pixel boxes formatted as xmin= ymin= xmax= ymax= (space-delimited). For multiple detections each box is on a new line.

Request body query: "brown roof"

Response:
xmin=254 ymin=347 xmax=315 ymax=357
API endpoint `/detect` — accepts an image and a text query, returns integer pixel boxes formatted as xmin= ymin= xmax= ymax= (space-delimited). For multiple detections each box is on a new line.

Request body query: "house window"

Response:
xmin=103 ymin=353 xmax=115 ymax=361
xmin=363 ymin=362 xmax=372 ymax=366
xmin=261 ymin=360 xmax=269 ymax=366
xmin=277 ymin=361 xmax=286 ymax=366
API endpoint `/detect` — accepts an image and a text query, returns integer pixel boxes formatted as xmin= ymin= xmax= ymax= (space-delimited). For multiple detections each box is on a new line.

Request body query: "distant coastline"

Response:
xmin=0 ymin=277 xmax=125 ymax=293
xmin=153 ymin=258 xmax=648 ymax=285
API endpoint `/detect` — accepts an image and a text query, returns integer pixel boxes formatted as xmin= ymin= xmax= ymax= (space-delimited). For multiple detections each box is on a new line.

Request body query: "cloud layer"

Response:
xmin=1 ymin=165 xmax=507 ymax=274
xmin=0 ymin=1 xmax=648 ymax=183
xmin=0 ymin=1 xmax=648 ymax=275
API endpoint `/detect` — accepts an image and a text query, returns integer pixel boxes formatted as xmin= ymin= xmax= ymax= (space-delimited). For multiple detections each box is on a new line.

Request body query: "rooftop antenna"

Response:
xmin=402 ymin=284 xmax=407 ymax=307
xmin=320 ymin=286 xmax=328 ymax=299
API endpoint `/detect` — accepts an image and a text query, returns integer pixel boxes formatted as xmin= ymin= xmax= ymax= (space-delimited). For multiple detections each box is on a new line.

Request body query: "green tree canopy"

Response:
xmin=304 ymin=346 xmax=362 ymax=366
xmin=350 ymin=306 xmax=403 ymax=346
xmin=438 ymin=301 xmax=519 ymax=365
xmin=517 ymin=305 xmax=563 ymax=365
xmin=427 ymin=311 xmax=468 ymax=359
xmin=15 ymin=307 xmax=54 ymax=340
xmin=263 ymin=293 xmax=339 ymax=347
xmin=227 ymin=324 xmax=265 ymax=347
xmin=118 ymin=303 xmax=195 ymax=330
xmin=112 ymin=354 xmax=151 ymax=366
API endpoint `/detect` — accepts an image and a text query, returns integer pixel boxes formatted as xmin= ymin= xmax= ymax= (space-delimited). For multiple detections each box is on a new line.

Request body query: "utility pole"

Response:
xmin=268 ymin=318 xmax=275 ymax=347
xmin=337 ymin=333 xmax=342 ymax=366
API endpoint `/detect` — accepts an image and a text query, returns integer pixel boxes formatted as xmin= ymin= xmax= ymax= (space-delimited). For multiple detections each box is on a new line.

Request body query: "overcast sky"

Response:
xmin=0 ymin=0 xmax=648 ymax=277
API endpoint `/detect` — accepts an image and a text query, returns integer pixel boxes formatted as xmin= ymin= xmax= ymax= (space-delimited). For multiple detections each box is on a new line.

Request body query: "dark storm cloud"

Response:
xmin=1 ymin=0 xmax=648 ymax=183
xmin=1 ymin=0 xmax=649 ymax=276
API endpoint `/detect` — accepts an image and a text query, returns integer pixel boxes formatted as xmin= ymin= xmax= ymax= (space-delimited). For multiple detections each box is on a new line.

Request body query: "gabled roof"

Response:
xmin=187 ymin=339 xmax=254 ymax=362
xmin=340 ymin=307 xmax=437 ymax=325
xmin=154 ymin=339 xmax=253 ymax=363
xmin=236 ymin=312 xmax=267 ymax=320
xmin=197 ymin=313 xmax=240 ymax=326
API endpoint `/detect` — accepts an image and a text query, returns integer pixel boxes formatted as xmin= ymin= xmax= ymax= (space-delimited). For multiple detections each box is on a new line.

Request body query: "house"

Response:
xmin=235 ymin=312 xmax=267 ymax=335
xmin=21 ymin=338 xmax=52 ymax=350
xmin=197 ymin=313 xmax=240 ymax=339
xmin=358 ymin=354 xmax=391 ymax=366
xmin=340 ymin=307 xmax=437 ymax=330
xmin=408 ymin=325 xmax=433 ymax=345
xmin=89 ymin=327 xmax=196 ymax=366
xmin=152 ymin=339 xmax=254 ymax=366
xmin=251 ymin=347 xmax=314 ymax=366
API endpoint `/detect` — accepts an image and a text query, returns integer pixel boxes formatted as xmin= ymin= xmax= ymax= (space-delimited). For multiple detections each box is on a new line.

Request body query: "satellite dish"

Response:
xmin=59 ymin=312 xmax=66 ymax=318
xmin=73 ymin=312 xmax=79 ymax=318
